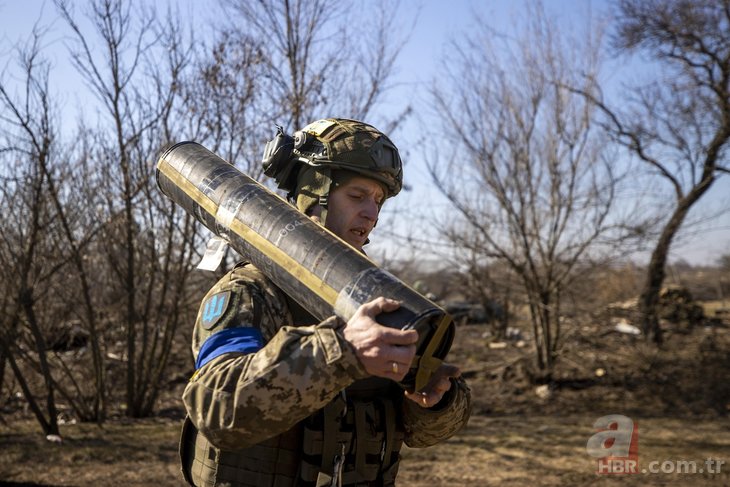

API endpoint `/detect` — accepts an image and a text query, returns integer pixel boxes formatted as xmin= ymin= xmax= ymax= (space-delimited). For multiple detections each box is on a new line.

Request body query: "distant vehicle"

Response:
xmin=443 ymin=301 xmax=502 ymax=325
xmin=444 ymin=301 xmax=489 ymax=324
xmin=43 ymin=320 xmax=89 ymax=352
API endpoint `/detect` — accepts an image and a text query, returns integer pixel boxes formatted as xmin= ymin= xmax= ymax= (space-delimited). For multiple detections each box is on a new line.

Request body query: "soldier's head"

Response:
xmin=262 ymin=118 xmax=403 ymax=250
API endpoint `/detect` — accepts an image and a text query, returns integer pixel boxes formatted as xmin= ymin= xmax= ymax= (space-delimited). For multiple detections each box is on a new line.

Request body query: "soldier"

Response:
xmin=180 ymin=118 xmax=471 ymax=486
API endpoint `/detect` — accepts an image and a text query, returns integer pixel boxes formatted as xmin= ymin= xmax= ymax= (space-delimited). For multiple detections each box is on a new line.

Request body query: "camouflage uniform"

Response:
xmin=180 ymin=262 xmax=471 ymax=486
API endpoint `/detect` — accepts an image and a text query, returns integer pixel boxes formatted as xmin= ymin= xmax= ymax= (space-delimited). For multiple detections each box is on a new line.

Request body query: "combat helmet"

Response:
xmin=262 ymin=118 xmax=403 ymax=224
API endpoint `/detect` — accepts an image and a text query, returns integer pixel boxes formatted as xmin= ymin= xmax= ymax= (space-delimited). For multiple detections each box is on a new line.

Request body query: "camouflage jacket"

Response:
xmin=182 ymin=262 xmax=471 ymax=454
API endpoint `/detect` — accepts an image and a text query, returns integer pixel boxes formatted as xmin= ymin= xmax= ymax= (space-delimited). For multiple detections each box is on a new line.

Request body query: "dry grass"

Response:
xmin=1 ymin=414 xmax=728 ymax=486
xmin=0 ymin=417 xmax=181 ymax=486
xmin=398 ymin=415 xmax=730 ymax=486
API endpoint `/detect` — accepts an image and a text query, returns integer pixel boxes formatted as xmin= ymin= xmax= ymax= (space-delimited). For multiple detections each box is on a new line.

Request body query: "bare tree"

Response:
xmin=428 ymin=4 xmax=645 ymax=374
xmin=57 ymin=0 xmax=198 ymax=417
xmin=0 ymin=27 xmax=61 ymax=436
xmin=578 ymin=0 xmax=730 ymax=344
xmin=182 ymin=29 xmax=272 ymax=178
xmin=0 ymin=16 xmax=128 ymax=430
xmin=217 ymin=0 xmax=406 ymax=136
xmin=460 ymin=253 xmax=513 ymax=339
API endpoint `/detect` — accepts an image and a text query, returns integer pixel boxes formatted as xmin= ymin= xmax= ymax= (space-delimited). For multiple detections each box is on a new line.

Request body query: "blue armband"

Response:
xmin=195 ymin=327 xmax=264 ymax=370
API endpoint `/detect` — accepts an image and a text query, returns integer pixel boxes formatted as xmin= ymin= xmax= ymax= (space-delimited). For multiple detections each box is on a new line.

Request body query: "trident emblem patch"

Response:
xmin=201 ymin=291 xmax=231 ymax=330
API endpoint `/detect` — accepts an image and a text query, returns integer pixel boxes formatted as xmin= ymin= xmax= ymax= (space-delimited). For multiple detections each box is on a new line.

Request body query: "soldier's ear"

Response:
xmin=307 ymin=204 xmax=322 ymax=217
xmin=307 ymin=204 xmax=323 ymax=225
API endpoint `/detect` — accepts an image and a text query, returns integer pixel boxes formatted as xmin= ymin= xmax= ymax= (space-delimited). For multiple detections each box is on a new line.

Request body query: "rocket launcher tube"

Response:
xmin=155 ymin=141 xmax=454 ymax=391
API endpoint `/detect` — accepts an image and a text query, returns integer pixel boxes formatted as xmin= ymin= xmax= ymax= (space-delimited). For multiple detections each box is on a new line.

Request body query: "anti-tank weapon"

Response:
xmin=155 ymin=141 xmax=454 ymax=391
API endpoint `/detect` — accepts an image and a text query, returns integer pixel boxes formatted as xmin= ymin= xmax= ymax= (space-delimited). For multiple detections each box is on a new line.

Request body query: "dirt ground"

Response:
xmin=1 ymin=308 xmax=729 ymax=486
xmin=1 ymin=413 xmax=728 ymax=486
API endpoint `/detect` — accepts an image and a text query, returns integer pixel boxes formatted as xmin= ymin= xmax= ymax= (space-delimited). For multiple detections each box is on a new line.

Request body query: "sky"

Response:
xmin=2 ymin=0 xmax=729 ymax=266
xmin=373 ymin=0 xmax=730 ymax=267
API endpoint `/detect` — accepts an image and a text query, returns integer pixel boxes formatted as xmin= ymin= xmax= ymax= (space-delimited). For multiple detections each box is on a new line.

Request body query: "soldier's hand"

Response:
xmin=342 ymin=297 xmax=418 ymax=381
xmin=404 ymin=363 xmax=460 ymax=408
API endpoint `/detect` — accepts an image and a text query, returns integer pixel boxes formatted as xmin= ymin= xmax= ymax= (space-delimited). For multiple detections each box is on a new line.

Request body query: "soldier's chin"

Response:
xmin=346 ymin=232 xmax=367 ymax=249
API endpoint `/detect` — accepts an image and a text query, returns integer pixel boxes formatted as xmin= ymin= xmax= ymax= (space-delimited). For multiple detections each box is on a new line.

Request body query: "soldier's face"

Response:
xmin=322 ymin=176 xmax=384 ymax=250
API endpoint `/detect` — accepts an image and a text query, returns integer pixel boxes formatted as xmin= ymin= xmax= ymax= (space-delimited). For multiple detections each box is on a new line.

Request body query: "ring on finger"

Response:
xmin=391 ymin=361 xmax=399 ymax=374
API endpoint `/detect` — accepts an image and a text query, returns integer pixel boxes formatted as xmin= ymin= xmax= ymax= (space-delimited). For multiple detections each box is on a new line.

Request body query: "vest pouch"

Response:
xmin=299 ymin=389 xmax=404 ymax=486
xmin=179 ymin=417 xmax=196 ymax=486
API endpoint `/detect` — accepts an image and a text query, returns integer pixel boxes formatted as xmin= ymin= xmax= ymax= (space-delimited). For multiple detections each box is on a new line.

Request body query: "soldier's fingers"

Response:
xmin=387 ymin=343 xmax=416 ymax=365
xmin=378 ymin=326 xmax=418 ymax=345
xmin=424 ymin=391 xmax=442 ymax=407
xmin=385 ymin=360 xmax=410 ymax=381
xmin=437 ymin=363 xmax=461 ymax=379
xmin=404 ymin=390 xmax=437 ymax=408
xmin=406 ymin=372 xmax=454 ymax=396
xmin=432 ymin=376 xmax=453 ymax=395
xmin=358 ymin=297 xmax=400 ymax=318
xmin=385 ymin=360 xmax=401 ymax=376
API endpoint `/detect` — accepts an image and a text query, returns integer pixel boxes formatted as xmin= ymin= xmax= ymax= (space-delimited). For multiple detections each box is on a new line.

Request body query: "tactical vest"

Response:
xmin=180 ymin=292 xmax=405 ymax=487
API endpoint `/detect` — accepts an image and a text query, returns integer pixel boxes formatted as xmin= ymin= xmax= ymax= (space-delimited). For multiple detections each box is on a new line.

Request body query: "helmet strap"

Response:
xmin=318 ymin=168 xmax=332 ymax=226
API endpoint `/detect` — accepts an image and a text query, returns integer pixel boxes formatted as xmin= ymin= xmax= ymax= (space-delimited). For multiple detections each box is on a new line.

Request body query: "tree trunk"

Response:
xmin=0 ymin=350 xmax=6 ymax=401
xmin=639 ymin=178 xmax=715 ymax=344
xmin=20 ymin=291 xmax=60 ymax=436
xmin=1 ymin=341 xmax=59 ymax=436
